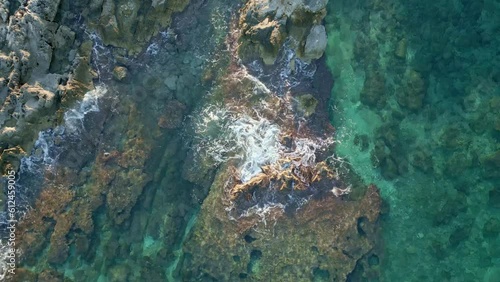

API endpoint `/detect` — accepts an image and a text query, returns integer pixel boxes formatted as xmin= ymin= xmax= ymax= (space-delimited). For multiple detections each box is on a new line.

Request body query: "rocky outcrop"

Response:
xmin=181 ymin=163 xmax=381 ymax=281
xmin=304 ymin=24 xmax=327 ymax=60
xmin=0 ymin=0 xmax=94 ymax=173
xmin=179 ymin=21 xmax=381 ymax=280
xmin=88 ymin=0 xmax=190 ymax=54
xmin=0 ymin=0 xmax=193 ymax=174
xmin=238 ymin=0 xmax=328 ymax=64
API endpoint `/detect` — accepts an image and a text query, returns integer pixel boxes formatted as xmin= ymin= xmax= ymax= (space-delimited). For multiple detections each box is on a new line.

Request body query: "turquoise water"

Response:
xmin=325 ymin=0 xmax=499 ymax=281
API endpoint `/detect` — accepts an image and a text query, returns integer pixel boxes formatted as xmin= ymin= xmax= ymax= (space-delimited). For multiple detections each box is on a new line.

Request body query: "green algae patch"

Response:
xmin=297 ymin=94 xmax=318 ymax=117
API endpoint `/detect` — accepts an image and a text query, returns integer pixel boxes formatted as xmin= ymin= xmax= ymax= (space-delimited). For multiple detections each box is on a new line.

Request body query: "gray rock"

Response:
xmin=0 ymin=0 xmax=93 ymax=172
xmin=239 ymin=0 xmax=328 ymax=64
xmin=304 ymin=25 xmax=327 ymax=60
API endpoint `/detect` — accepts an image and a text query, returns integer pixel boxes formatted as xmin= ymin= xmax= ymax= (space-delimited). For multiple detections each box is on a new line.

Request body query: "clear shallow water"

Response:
xmin=325 ymin=0 xmax=499 ymax=281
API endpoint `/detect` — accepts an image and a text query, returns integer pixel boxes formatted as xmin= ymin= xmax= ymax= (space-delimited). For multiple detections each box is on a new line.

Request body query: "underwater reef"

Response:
xmin=325 ymin=0 xmax=499 ymax=281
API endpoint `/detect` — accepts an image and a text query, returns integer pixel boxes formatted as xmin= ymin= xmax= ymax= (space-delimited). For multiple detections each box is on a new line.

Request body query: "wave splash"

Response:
xmin=192 ymin=64 xmax=339 ymax=222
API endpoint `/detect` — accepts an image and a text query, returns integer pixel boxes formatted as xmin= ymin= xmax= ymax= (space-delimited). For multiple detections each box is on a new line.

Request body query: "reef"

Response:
xmin=2 ymin=0 xmax=233 ymax=280
xmin=0 ymin=0 xmax=386 ymax=281
xmin=15 ymin=98 xmax=152 ymax=277
xmin=182 ymin=163 xmax=381 ymax=281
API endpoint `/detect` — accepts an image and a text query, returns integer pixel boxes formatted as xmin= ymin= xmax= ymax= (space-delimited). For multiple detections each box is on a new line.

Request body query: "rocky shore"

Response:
xmin=1 ymin=0 xmax=383 ymax=281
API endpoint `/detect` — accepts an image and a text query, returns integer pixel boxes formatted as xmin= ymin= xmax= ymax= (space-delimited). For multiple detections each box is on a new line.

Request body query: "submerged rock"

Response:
xmin=297 ymin=94 xmax=318 ymax=116
xmin=180 ymin=19 xmax=381 ymax=280
xmin=112 ymin=66 xmax=128 ymax=81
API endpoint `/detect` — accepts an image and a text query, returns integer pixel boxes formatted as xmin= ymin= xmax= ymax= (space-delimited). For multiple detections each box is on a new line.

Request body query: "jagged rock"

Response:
xmin=92 ymin=0 xmax=190 ymax=54
xmin=27 ymin=0 xmax=62 ymax=21
xmin=238 ymin=0 xmax=328 ymax=64
xmin=0 ymin=0 xmax=93 ymax=174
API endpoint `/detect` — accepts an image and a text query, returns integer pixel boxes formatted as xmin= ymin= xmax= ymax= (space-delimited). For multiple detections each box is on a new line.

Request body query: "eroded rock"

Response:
xmin=0 ymin=1 xmax=93 ymax=174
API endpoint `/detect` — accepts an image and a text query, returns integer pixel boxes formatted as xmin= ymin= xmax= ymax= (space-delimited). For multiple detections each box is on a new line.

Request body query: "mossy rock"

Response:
xmin=113 ymin=66 xmax=128 ymax=81
xmin=481 ymin=150 xmax=500 ymax=168
xmin=297 ymin=94 xmax=318 ymax=117
xmin=410 ymin=147 xmax=433 ymax=172
xmin=360 ymin=70 xmax=386 ymax=109
xmin=396 ymin=70 xmax=426 ymax=111
xmin=91 ymin=0 xmax=190 ymax=55
xmin=181 ymin=163 xmax=382 ymax=281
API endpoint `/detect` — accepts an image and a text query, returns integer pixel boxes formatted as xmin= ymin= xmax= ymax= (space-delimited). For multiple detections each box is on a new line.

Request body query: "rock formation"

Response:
xmin=238 ymin=0 xmax=329 ymax=64
xmin=0 ymin=1 xmax=96 ymax=174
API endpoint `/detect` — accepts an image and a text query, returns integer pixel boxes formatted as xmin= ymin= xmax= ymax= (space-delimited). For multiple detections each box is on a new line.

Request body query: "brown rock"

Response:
xmin=113 ymin=66 xmax=128 ymax=81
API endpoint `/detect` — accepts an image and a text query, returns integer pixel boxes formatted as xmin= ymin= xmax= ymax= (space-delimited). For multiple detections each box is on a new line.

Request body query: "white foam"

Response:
xmin=194 ymin=103 xmax=335 ymax=185
xmin=0 ymin=240 xmax=19 ymax=281
xmin=284 ymin=136 xmax=334 ymax=167
xmin=239 ymin=203 xmax=285 ymax=226
xmin=64 ymin=86 xmax=107 ymax=133
xmin=194 ymin=105 xmax=281 ymax=181
xmin=228 ymin=115 xmax=281 ymax=182
xmin=146 ymin=42 xmax=160 ymax=55
xmin=33 ymin=130 xmax=55 ymax=164
xmin=193 ymin=105 xmax=236 ymax=163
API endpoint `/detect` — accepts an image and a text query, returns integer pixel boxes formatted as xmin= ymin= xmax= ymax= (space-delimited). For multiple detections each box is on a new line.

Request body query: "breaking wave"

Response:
xmin=64 ymin=86 xmax=107 ymax=133
xmin=194 ymin=104 xmax=334 ymax=185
